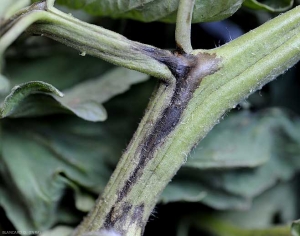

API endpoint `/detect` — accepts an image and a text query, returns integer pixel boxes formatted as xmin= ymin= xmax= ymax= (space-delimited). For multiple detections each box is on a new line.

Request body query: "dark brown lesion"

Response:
xmin=116 ymin=50 xmax=221 ymax=202
xmin=104 ymin=202 xmax=133 ymax=232
xmin=131 ymin=204 xmax=145 ymax=228
xmin=103 ymin=49 xmax=221 ymax=234
xmin=175 ymin=42 xmax=186 ymax=55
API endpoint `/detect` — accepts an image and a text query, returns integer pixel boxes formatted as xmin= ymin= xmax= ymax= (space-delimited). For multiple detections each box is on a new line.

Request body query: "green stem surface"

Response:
xmin=175 ymin=0 xmax=195 ymax=53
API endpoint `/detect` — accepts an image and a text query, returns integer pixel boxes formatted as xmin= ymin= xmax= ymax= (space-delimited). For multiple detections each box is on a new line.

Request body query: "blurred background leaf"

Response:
xmin=161 ymin=109 xmax=300 ymax=210
xmin=33 ymin=0 xmax=244 ymax=23
xmin=0 ymin=68 xmax=148 ymax=121
xmin=243 ymin=0 xmax=294 ymax=12
xmin=1 ymin=1 xmax=300 ymax=235
xmin=175 ymin=181 xmax=298 ymax=236
xmin=39 ymin=226 xmax=73 ymax=236
xmin=0 ymin=75 xmax=154 ymax=232
xmin=292 ymin=220 xmax=300 ymax=236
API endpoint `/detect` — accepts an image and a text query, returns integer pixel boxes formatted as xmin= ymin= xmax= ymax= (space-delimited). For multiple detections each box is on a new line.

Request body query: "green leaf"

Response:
xmin=161 ymin=180 xmax=250 ymax=210
xmin=243 ymin=0 xmax=293 ymax=12
xmin=3 ymin=54 xmax=148 ymax=121
xmin=177 ymin=182 xmax=297 ymax=236
xmin=0 ymin=74 xmax=10 ymax=97
xmin=5 ymin=54 xmax=113 ymax=91
xmin=74 ymin=190 xmax=95 ymax=212
xmin=215 ymin=181 xmax=298 ymax=228
xmin=162 ymin=109 xmax=300 ymax=210
xmin=0 ymin=137 xmax=80 ymax=231
xmin=0 ymin=80 xmax=155 ymax=231
xmin=292 ymin=220 xmax=300 ymax=236
xmin=0 ymin=81 xmax=64 ymax=118
xmin=0 ymin=68 xmax=149 ymax=121
xmin=55 ymin=0 xmax=243 ymax=23
xmin=0 ymin=119 xmax=113 ymax=230
xmin=184 ymin=111 xmax=273 ymax=169
xmin=57 ymin=67 xmax=149 ymax=121
xmin=39 ymin=226 xmax=73 ymax=236
xmin=3 ymin=53 xmax=114 ymax=121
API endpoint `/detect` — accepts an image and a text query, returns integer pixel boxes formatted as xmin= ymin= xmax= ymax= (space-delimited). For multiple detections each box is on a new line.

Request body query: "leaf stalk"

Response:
xmin=175 ymin=0 xmax=195 ymax=53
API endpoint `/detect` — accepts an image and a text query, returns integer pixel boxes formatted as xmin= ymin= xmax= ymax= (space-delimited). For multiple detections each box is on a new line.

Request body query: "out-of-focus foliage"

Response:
xmin=32 ymin=0 xmax=244 ymax=23
xmin=0 ymin=51 xmax=153 ymax=231
xmin=161 ymin=109 xmax=300 ymax=211
xmin=243 ymin=0 xmax=294 ymax=12
xmin=0 ymin=68 xmax=148 ymax=121
xmin=1 ymin=1 xmax=300 ymax=236
xmin=292 ymin=220 xmax=300 ymax=236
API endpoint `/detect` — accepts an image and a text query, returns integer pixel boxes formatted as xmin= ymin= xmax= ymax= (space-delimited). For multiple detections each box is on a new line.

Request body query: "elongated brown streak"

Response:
xmin=103 ymin=48 xmax=221 ymax=231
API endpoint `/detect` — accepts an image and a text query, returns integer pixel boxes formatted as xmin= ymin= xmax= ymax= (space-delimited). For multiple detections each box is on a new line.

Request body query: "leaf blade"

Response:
xmin=54 ymin=0 xmax=243 ymax=23
xmin=243 ymin=0 xmax=294 ymax=12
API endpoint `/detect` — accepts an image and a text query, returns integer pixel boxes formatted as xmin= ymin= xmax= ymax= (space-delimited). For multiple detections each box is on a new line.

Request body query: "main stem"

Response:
xmin=73 ymin=3 xmax=207 ymax=235
xmin=73 ymin=51 xmax=221 ymax=236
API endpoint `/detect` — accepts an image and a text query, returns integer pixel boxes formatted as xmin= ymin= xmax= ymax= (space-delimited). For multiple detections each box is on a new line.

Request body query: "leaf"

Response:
xmin=161 ymin=180 xmax=251 ymax=210
xmin=0 ymin=119 xmax=112 ymax=230
xmin=243 ymin=0 xmax=294 ymax=12
xmin=57 ymin=67 xmax=149 ymax=121
xmin=0 ymin=74 xmax=10 ymax=97
xmin=177 ymin=182 xmax=297 ymax=236
xmin=54 ymin=0 xmax=243 ymax=23
xmin=292 ymin=220 xmax=300 ymax=236
xmin=160 ymin=181 xmax=207 ymax=203
xmin=215 ymin=181 xmax=298 ymax=228
xmin=0 ymin=68 xmax=149 ymax=121
xmin=3 ymin=54 xmax=115 ymax=121
xmin=184 ymin=112 xmax=273 ymax=169
xmin=161 ymin=109 xmax=300 ymax=210
xmin=0 ymin=81 xmax=64 ymax=118
xmin=0 ymin=80 xmax=155 ymax=231
xmin=5 ymin=54 xmax=113 ymax=91
xmin=0 ymin=140 xmax=80 ymax=231
xmin=74 ymin=190 xmax=95 ymax=212
xmin=39 ymin=226 xmax=73 ymax=236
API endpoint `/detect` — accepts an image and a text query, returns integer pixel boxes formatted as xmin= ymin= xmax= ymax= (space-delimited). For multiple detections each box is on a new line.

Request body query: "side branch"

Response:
xmin=175 ymin=0 xmax=195 ymax=53
xmin=0 ymin=1 xmax=174 ymax=81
